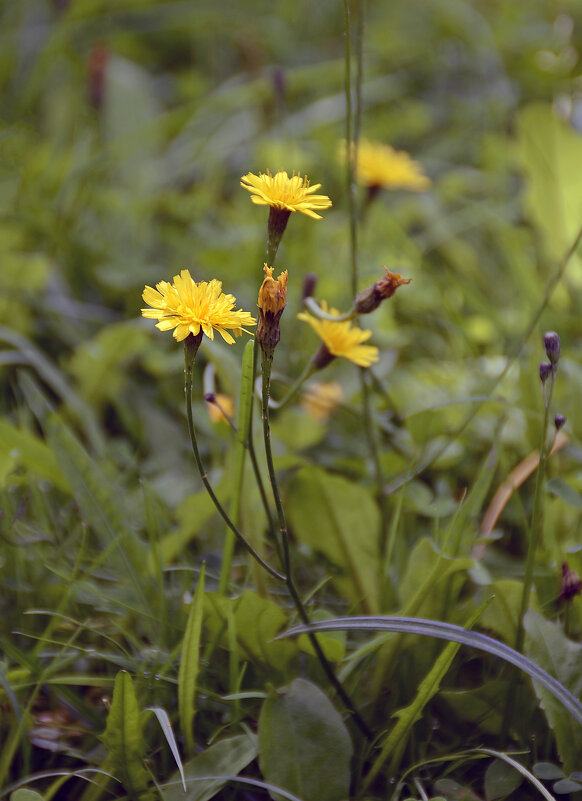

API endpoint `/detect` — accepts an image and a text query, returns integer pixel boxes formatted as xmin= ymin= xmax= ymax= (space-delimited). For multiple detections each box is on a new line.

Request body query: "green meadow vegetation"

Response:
xmin=2 ymin=1 xmax=582 ymax=799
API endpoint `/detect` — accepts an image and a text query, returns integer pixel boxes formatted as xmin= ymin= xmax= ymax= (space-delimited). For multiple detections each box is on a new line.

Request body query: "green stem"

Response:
xmin=267 ymin=359 xmax=317 ymax=411
xmin=261 ymin=351 xmax=372 ymax=740
xmin=515 ymin=370 xmax=556 ymax=653
xmin=184 ymin=340 xmax=285 ymax=583
xmin=303 ymin=297 xmax=356 ymax=322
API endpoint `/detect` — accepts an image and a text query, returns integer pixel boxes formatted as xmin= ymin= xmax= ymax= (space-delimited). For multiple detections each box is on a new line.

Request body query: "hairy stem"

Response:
xmin=261 ymin=351 xmax=372 ymax=740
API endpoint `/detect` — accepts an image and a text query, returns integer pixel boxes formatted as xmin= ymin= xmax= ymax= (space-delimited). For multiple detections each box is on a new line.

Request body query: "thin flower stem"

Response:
xmin=261 ymin=352 xmax=373 ymax=741
xmin=515 ymin=370 xmax=556 ymax=653
xmin=303 ymin=297 xmax=356 ymax=322
xmin=503 ymin=368 xmax=556 ymax=741
xmin=184 ymin=343 xmax=286 ymax=583
xmin=264 ymin=360 xmax=317 ymax=412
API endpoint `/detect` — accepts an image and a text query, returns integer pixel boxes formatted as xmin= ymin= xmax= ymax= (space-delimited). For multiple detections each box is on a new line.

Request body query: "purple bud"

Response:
xmin=539 ymin=362 xmax=552 ymax=383
xmin=554 ymin=413 xmax=567 ymax=430
xmin=204 ymin=392 xmax=216 ymax=404
xmin=543 ymin=331 xmax=561 ymax=365
xmin=301 ymin=273 xmax=318 ymax=301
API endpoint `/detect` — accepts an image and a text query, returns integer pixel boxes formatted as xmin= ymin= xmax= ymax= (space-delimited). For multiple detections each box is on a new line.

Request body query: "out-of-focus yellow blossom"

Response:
xmin=297 ymin=301 xmax=379 ymax=368
xmin=301 ymin=382 xmax=344 ymax=422
xmin=339 ymin=139 xmax=430 ymax=192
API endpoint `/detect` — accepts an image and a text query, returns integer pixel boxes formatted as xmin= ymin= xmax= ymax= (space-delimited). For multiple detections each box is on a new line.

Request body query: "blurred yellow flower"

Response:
xmin=301 ymin=382 xmax=344 ymax=422
xmin=206 ymin=393 xmax=235 ymax=424
xmin=240 ymin=170 xmax=332 ymax=220
xmin=339 ymin=139 xmax=430 ymax=192
xmin=142 ymin=270 xmax=255 ymax=344
xmin=297 ymin=301 xmax=379 ymax=368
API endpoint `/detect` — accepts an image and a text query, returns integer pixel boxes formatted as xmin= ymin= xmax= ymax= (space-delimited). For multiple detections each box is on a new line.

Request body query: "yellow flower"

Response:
xmin=206 ymin=393 xmax=235 ymax=424
xmin=339 ymin=139 xmax=430 ymax=192
xmin=142 ymin=269 xmax=256 ymax=344
xmin=297 ymin=301 xmax=379 ymax=368
xmin=301 ymin=382 xmax=344 ymax=422
xmin=240 ymin=170 xmax=332 ymax=220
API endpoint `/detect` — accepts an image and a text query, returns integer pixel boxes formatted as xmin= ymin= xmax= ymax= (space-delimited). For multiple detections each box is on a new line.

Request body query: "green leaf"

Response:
xmin=101 ymin=670 xmax=153 ymax=800
xmin=10 ymin=791 xmax=45 ymax=801
xmin=516 ymin=103 xmax=582 ymax=273
xmin=433 ymin=780 xmax=482 ymax=801
xmin=480 ymin=579 xmax=539 ymax=644
xmin=286 ymin=466 xmax=380 ymax=612
xmin=533 ymin=763 xmax=565 ymax=781
xmin=524 ymin=610 xmax=582 ymax=773
xmin=179 ymin=564 xmax=205 ymax=758
xmin=146 ymin=706 xmax=185 ymax=792
xmin=0 ymin=419 xmax=67 ymax=491
xmin=163 ymin=733 xmax=257 ymax=801
xmin=258 ymin=678 xmax=352 ymax=801
xmin=546 ymin=477 xmax=582 ymax=511
xmin=485 ymin=758 xmax=523 ymax=800
xmin=204 ymin=591 xmax=298 ymax=676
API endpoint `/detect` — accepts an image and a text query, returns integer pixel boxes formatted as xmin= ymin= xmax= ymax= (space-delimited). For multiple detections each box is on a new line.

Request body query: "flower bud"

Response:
xmin=560 ymin=561 xmax=582 ymax=602
xmin=554 ymin=413 xmax=567 ymax=431
xmin=353 ymin=267 xmax=411 ymax=315
xmin=543 ymin=331 xmax=561 ymax=366
xmin=302 ymin=272 xmax=318 ymax=301
xmin=539 ymin=362 xmax=552 ymax=383
xmin=257 ymin=264 xmax=288 ymax=357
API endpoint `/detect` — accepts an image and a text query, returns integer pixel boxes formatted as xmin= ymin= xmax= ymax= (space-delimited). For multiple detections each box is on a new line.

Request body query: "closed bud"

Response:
xmin=560 ymin=561 xmax=582 ymax=602
xmin=354 ymin=267 xmax=411 ymax=315
xmin=543 ymin=331 xmax=561 ymax=366
xmin=554 ymin=413 xmax=567 ymax=431
xmin=302 ymin=272 xmax=318 ymax=301
xmin=539 ymin=362 xmax=552 ymax=383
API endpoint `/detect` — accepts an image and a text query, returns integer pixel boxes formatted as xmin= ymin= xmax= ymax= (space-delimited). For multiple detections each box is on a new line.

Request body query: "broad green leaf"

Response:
xmin=398 ymin=537 xmax=473 ymax=615
xmin=0 ymin=420 xmax=67 ymax=491
xmin=286 ymin=466 xmax=380 ymax=612
xmin=516 ymin=104 xmax=582 ymax=277
xmin=101 ymin=671 xmax=153 ymax=800
xmin=485 ymin=758 xmax=523 ymax=800
xmin=69 ymin=321 xmax=149 ymax=407
xmin=524 ymin=611 xmax=582 ymax=773
xmin=179 ymin=564 xmax=205 ymax=758
xmin=533 ymin=763 xmax=565 ymax=780
xmin=10 ymin=791 xmax=45 ymax=801
xmin=433 ymin=779 xmax=482 ymax=800
xmin=163 ymin=733 xmax=257 ymax=801
xmin=480 ymin=579 xmax=539 ymax=644
xmin=546 ymin=477 xmax=582 ymax=511
xmin=258 ymin=678 xmax=352 ymax=801
xmin=204 ymin=591 xmax=298 ymax=676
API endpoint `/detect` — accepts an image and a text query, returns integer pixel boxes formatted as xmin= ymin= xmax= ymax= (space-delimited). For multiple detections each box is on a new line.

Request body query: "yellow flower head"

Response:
xmin=142 ymin=269 xmax=256 ymax=344
xmin=297 ymin=301 xmax=379 ymax=368
xmin=206 ymin=393 xmax=235 ymax=424
xmin=240 ymin=170 xmax=332 ymax=220
xmin=301 ymin=381 xmax=344 ymax=422
xmin=339 ymin=139 xmax=430 ymax=192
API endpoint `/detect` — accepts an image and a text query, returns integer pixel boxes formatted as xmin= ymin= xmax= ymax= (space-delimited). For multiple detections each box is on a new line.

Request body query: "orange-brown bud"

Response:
xmin=257 ymin=264 xmax=288 ymax=355
xmin=354 ymin=267 xmax=411 ymax=315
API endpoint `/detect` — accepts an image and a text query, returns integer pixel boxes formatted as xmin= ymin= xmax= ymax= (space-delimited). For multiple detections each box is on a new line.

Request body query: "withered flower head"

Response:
xmin=257 ymin=264 xmax=288 ymax=356
xmin=354 ymin=267 xmax=411 ymax=315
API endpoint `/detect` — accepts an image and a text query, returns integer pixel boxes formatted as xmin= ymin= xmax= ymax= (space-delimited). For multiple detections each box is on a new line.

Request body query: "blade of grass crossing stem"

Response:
xmin=179 ymin=563 xmax=205 ymax=758
xmin=278 ymin=616 xmax=582 ymax=727
xmin=219 ymin=341 xmax=255 ymax=594
xmin=364 ymin=605 xmax=484 ymax=789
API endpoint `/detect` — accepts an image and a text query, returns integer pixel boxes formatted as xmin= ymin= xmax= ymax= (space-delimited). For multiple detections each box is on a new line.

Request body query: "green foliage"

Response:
xmin=178 ymin=563 xmax=205 ymax=757
xmin=287 ymin=466 xmax=380 ymax=612
xmin=2 ymin=0 xmax=582 ymax=798
xmin=258 ymin=678 xmax=352 ymax=801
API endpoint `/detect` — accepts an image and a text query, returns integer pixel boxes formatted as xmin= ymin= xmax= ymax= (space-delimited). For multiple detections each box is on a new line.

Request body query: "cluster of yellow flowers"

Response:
xmin=141 ymin=144 xmax=424 ymax=416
